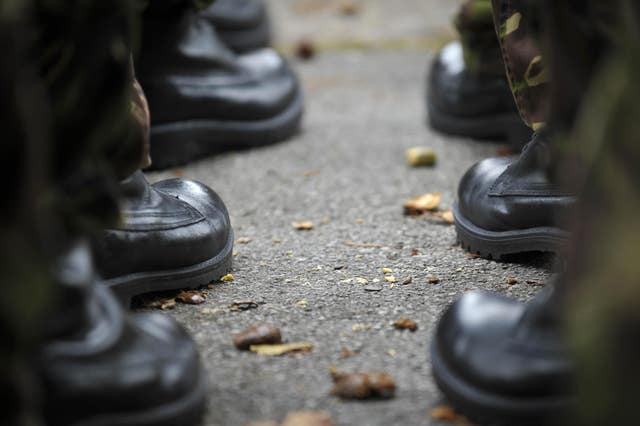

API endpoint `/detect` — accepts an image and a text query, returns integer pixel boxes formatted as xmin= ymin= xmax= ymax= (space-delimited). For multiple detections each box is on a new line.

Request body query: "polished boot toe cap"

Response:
xmin=457 ymin=156 xmax=515 ymax=231
xmin=435 ymin=291 xmax=569 ymax=397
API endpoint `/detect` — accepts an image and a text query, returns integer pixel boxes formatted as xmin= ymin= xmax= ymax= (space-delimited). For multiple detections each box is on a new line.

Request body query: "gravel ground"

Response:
xmin=143 ymin=2 xmax=555 ymax=425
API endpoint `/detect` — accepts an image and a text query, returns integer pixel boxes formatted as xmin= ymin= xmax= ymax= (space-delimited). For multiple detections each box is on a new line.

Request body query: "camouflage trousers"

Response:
xmin=454 ymin=0 xmax=505 ymax=76
xmin=493 ymin=1 xmax=640 ymax=424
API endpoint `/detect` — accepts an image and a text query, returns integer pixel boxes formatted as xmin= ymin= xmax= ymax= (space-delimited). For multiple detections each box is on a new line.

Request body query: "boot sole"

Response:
xmin=430 ymin=339 xmax=570 ymax=425
xmin=71 ymin=366 xmax=207 ymax=426
xmin=427 ymin=99 xmax=532 ymax=148
xmin=452 ymin=202 xmax=569 ymax=260
xmin=217 ymin=16 xmax=271 ymax=53
xmin=148 ymin=92 xmax=304 ymax=170
xmin=101 ymin=229 xmax=234 ymax=306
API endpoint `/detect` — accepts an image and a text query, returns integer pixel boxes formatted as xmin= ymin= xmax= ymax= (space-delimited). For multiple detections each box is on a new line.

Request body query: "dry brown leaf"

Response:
xmin=406 ymin=147 xmax=437 ymax=167
xmin=339 ymin=348 xmax=357 ymax=358
xmin=428 ymin=276 xmax=440 ymax=284
xmin=233 ymin=324 xmax=282 ymax=350
xmin=139 ymin=295 xmax=176 ymax=310
xmin=506 ymin=277 xmax=518 ymax=285
xmin=393 ymin=318 xmax=418 ymax=332
xmin=249 ymin=342 xmax=314 ymax=356
xmin=330 ymin=371 xmax=396 ymax=399
xmin=229 ymin=301 xmax=259 ymax=311
xmin=295 ymin=39 xmax=316 ymax=60
xmin=292 ymin=221 xmax=314 ymax=230
xmin=337 ymin=1 xmax=359 ymax=16
xmin=282 ymin=411 xmax=335 ymax=426
xmin=430 ymin=405 xmax=472 ymax=425
xmin=404 ymin=192 xmax=441 ymax=215
xmin=176 ymin=290 xmax=206 ymax=305
xmin=236 ymin=237 xmax=252 ymax=244
xmin=411 ymin=248 xmax=421 ymax=256
xmin=465 ymin=253 xmax=481 ymax=258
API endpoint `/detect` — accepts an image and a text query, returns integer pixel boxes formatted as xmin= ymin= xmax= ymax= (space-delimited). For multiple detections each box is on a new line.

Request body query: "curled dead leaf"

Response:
xmin=506 ymin=277 xmax=518 ymax=285
xmin=406 ymin=147 xmax=437 ymax=167
xmin=430 ymin=405 xmax=472 ymax=425
xmin=249 ymin=342 xmax=314 ymax=356
xmin=220 ymin=273 xmax=234 ymax=282
xmin=292 ymin=221 xmax=314 ymax=231
xmin=176 ymin=290 xmax=206 ymax=305
xmin=233 ymin=324 xmax=282 ymax=350
xmin=404 ymin=193 xmax=441 ymax=215
xmin=139 ymin=295 xmax=176 ymax=310
xmin=393 ymin=318 xmax=418 ymax=332
xmin=330 ymin=371 xmax=396 ymax=400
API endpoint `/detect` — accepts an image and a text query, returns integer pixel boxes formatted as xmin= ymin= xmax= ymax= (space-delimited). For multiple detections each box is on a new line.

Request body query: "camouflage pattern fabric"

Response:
xmin=492 ymin=0 xmax=550 ymax=130
xmin=454 ymin=0 xmax=505 ymax=76
xmin=541 ymin=1 xmax=640 ymax=425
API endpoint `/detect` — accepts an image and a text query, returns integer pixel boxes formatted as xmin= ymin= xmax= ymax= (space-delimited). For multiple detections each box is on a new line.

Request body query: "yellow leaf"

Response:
xmin=249 ymin=343 xmax=314 ymax=356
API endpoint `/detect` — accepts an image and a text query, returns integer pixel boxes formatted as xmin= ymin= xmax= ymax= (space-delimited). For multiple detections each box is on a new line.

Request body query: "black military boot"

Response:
xmin=431 ymin=284 xmax=572 ymax=425
xmin=453 ymin=132 xmax=575 ymax=259
xmin=41 ymin=241 xmax=206 ymax=426
xmin=138 ymin=5 xmax=303 ymax=169
xmin=427 ymin=41 xmax=531 ymax=144
xmin=203 ymin=0 xmax=271 ymax=53
xmin=92 ymin=171 xmax=234 ymax=304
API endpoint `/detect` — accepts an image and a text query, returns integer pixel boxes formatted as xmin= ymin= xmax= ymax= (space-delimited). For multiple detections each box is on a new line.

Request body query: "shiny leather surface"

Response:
xmin=137 ymin=9 xmax=298 ymax=124
xmin=457 ymin=133 xmax=578 ymax=231
xmin=435 ymin=286 xmax=571 ymax=397
xmin=429 ymin=41 xmax=518 ymax=117
xmin=41 ymin=243 xmax=203 ymax=425
xmin=204 ymin=0 xmax=265 ymax=30
xmin=92 ymin=171 xmax=231 ymax=278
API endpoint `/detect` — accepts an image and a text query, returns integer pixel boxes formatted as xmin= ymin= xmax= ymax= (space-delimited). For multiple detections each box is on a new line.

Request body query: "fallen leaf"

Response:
xmin=506 ymin=277 xmax=518 ymax=285
xmin=295 ymin=38 xmax=316 ymax=60
xmin=340 ymin=348 xmax=357 ymax=358
xmin=250 ymin=343 xmax=314 ymax=356
xmin=404 ymin=193 xmax=441 ymax=215
xmin=236 ymin=237 xmax=252 ymax=244
xmin=139 ymin=295 xmax=176 ymax=310
xmin=229 ymin=301 xmax=259 ymax=311
xmin=292 ymin=221 xmax=314 ymax=230
xmin=233 ymin=324 xmax=282 ymax=350
xmin=176 ymin=290 xmax=206 ymax=305
xmin=351 ymin=324 xmax=370 ymax=332
xmin=330 ymin=371 xmax=396 ymax=399
xmin=220 ymin=273 xmax=234 ymax=282
xmin=441 ymin=210 xmax=455 ymax=224
xmin=430 ymin=405 xmax=472 ymax=425
xmin=355 ymin=277 xmax=369 ymax=285
xmin=411 ymin=248 xmax=421 ymax=256
xmin=295 ymin=300 xmax=309 ymax=308
xmin=406 ymin=147 xmax=437 ymax=167
xmin=402 ymin=276 xmax=413 ymax=285
xmin=282 ymin=411 xmax=335 ymax=426
xmin=337 ymin=1 xmax=359 ymax=16
xmin=382 ymin=268 xmax=393 ymax=274
xmin=429 ymin=276 xmax=440 ymax=284
xmin=384 ymin=275 xmax=397 ymax=283
xmin=393 ymin=318 xmax=418 ymax=332
xmin=465 ymin=253 xmax=481 ymax=258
